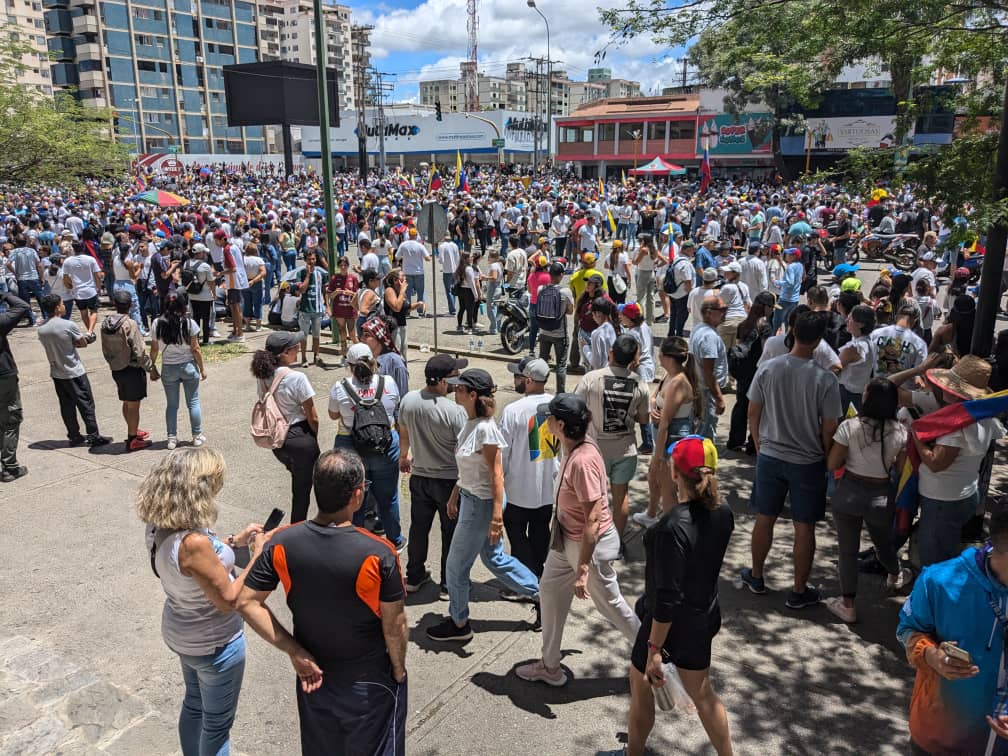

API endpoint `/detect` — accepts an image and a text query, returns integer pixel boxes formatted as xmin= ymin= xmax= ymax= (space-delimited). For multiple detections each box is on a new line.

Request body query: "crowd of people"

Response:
xmin=1 ymin=162 xmax=1007 ymax=755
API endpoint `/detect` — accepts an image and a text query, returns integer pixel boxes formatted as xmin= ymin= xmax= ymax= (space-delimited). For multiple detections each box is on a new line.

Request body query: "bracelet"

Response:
xmin=646 ymin=640 xmax=662 ymax=653
xmin=227 ymin=534 xmax=237 ymax=549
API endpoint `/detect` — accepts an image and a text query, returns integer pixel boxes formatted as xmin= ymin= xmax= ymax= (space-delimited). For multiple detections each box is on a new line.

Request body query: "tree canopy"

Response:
xmin=0 ymin=27 xmax=128 ymax=185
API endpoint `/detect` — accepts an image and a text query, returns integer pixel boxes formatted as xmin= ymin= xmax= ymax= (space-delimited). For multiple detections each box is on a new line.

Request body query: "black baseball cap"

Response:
xmin=265 ymin=331 xmax=306 ymax=353
xmin=446 ymin=368 xmax=495 ymax=396
xmin=425 ymin=353 xmax=468 ymax=384
xmin=537 ymin=393 xmax=590 ymax=427
xmin=549 ymin=261 xmax=565 ymax=276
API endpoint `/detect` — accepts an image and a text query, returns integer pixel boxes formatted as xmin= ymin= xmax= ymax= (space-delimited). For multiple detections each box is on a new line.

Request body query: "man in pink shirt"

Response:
xmin=515 ymin=394 xmax=640 ymax=687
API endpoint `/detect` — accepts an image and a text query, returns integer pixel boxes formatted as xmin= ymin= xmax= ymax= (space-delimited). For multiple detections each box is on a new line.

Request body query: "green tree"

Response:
xmin=0 ymin=27 xmax=128 ymax=184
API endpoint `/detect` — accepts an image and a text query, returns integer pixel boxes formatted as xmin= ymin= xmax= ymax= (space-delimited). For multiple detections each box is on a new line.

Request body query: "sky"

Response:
xmin=345 ymin=0 xmax=689 ymax=104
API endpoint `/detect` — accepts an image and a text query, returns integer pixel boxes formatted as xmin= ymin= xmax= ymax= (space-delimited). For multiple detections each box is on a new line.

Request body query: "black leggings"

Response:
xmin=457 ymin=287 xmax=477 ymax=329
xmin=272 ymin=421 xmax=320 ymax=523
xmin=191 ymin=300 xmax=213 ymax=345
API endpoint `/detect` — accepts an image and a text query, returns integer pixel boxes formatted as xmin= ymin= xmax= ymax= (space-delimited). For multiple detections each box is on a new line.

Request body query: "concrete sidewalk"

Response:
xmin=0 ymin=314 xmax=993 ymax=755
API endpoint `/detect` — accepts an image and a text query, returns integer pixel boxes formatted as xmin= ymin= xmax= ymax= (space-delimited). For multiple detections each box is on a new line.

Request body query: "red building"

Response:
xmin=554 ymin=95 xmax=701 ymax=179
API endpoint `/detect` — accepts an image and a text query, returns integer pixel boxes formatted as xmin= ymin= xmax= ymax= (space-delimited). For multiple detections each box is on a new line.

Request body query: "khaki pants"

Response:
xmin=539 ymin=526 xmax=640 ymax=669
xmin=718 ymin=317 xmax=745 ymax=351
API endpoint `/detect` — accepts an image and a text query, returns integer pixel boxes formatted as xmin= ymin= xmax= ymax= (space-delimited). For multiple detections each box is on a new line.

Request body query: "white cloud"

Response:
xmin=351 ymin=0 xmax=684 ymax=94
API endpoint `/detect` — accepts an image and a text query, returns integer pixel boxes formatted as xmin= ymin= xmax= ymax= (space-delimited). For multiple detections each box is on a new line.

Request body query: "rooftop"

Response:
xmin=564 ymin=95 xmax=701 ymax=118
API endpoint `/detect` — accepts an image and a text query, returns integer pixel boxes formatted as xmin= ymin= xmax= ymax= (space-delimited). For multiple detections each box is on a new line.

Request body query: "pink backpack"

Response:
xmin=250 ymin=367 xmax=291 ymax=449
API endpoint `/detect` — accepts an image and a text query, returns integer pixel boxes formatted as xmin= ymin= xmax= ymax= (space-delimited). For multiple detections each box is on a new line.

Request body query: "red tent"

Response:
xmin=628 ymin=157 xmax=686 ymax=176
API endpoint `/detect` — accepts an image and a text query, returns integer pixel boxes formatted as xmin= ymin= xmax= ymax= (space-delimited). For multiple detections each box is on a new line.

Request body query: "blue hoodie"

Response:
xmin=897 ymin=547 xmax=1008 ymax=755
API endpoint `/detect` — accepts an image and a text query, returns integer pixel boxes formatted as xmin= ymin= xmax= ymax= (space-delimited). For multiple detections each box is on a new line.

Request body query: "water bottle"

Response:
xmin=419 ymin=343 xmax=430 ymax=353
xmin=477 ymin=337 xmax=484 ymax=352
xmin=468 ymin=336 xmax=475 ymax=352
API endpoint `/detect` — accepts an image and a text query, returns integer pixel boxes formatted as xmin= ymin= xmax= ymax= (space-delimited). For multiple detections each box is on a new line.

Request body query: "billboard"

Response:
xmin=222 ymin=62 xmax=339 ymax=127
xmin=697 ymin=113 xmax=773 ymax=155
xmin=301 ymin=110 xmax=547 ymax=156
xmin=803 ymin=116 xmax=897 ymax=150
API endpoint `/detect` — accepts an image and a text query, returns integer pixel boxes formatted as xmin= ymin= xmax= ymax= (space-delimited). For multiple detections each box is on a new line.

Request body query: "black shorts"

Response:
xmin=227 ymin=288 xmax=243 ymax=306
xmin=630 ymin=598 xmax=719 ymax=673
xmin=75 ymin=296 xmax=99 ymax=312
xmin=111 ymin=366 xmax=147 ymax=402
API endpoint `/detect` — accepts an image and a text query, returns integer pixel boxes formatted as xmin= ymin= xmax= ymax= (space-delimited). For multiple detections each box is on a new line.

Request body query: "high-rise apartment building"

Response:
xmin=43 ymin=0 xmax=265 ymax=153
xmin=2 ymin=4 xmax=53 ymax=95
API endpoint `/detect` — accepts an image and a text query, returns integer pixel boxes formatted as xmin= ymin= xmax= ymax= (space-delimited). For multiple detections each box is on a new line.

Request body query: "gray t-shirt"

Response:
xmin=398 ymin=389 xmax=467 ymax=479
xmin=689 ymin=323 xmax=728 ymax=390
xmin=748 ymin=354 xmax=842 ymax=464
xmin=37 ymin=316 xmax=86 ymax=379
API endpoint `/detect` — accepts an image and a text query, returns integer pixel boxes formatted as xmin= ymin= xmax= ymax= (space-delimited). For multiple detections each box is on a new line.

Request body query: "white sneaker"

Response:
xmin=166 ymin=436 xmax=177 ymax=450
xmin=823 ymin=596 xmax=857 ymax=624
xmin=632 ymin=511 xmax=659 ymax=529
xmin=886 ymin=567 xmax=913 ymax=591
xmin=192 ymin=434 xmax=206 ymax=447
xmin=515 ymin=660 xmax=568 ymax=687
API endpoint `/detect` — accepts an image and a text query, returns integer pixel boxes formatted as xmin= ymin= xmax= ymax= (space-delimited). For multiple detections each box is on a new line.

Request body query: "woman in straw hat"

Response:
xmin=914 ymin=355 xmax=1006 ymax=566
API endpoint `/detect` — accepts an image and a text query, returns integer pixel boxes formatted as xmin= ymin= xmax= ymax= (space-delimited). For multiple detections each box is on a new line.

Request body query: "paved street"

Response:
xmin=0 ymin=276 xmax=1003 ymax=756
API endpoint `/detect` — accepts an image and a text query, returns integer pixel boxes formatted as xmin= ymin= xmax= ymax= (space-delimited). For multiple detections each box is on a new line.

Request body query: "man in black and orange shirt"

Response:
xmin=239 ymin=448 xmax=408 ymax=755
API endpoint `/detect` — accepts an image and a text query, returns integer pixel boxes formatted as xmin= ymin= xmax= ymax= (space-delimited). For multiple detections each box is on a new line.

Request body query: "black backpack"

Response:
xmin=663 ymin=258 xmax=691 ymax=295
xmin=342 ymin=376 xmax=393 ymax=454
xmin=535 ymin=284 xmax=565 ymax=331
xmin=180 ymin=260 xmax=204 ymax=295
xmin=727 ymin=327 xmax=761 ymax=381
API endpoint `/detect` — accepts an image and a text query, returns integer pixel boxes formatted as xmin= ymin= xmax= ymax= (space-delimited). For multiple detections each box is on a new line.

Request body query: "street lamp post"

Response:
xmin=527 ymin=0 xmax=550 ymax=171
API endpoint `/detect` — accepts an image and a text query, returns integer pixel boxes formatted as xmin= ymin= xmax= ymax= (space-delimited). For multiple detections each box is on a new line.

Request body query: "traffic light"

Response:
xmin=435 ymin=100 xmax=442 ymax=121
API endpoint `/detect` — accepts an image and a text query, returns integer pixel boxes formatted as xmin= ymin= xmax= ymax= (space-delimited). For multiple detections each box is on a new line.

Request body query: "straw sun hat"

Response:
xmin=926 ymin=355 xmax=993 ymax=401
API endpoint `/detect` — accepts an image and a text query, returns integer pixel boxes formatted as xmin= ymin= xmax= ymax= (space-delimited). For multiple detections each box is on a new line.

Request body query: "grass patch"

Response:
xmin=201 ymin=341 xmax=249 ymax=363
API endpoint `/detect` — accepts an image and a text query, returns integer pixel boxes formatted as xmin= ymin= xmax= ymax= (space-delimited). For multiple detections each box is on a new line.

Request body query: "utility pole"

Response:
xmin=525 ymin=56 xmax=547 ymax=172
xmin=312 ymin=0 xmax=336 ymax=263
xmin=368 ymin=69 xmax=395 ymax=176
xmin=351 ymin=24 xmax=373 ymax=181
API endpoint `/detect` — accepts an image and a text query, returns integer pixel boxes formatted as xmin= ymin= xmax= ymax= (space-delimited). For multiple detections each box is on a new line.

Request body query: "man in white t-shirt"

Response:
xmin=356 ymin=239 xmax=380 ymax=274
xmin=870 ymin=302 xmax=927 ymax=386
xmin=437 ymin=234 xmax=461 ymax=316
xmin=62 ymin=245 xmax=103 ymax=335
xmin=549 ymin=209 xmax=571 ymax=259
xmin=911 ymin=252 xmax=938 ymax=297
xmin=578 ymin=215 xmax=598 ymax=254
xmin=504 ymin=237 xmax=528 ymax=289
xmin=716 ymin=262 xmax=751 ymax=349
xmin=395 ymin=228 xmax=430 ymax=316
xmin=666 ymin=244 xmax=695 ymax=337
xmin=332 ymin=210 xmax=347 ymax=257
xmin=500 ymin=357 xmax=559 ymax=586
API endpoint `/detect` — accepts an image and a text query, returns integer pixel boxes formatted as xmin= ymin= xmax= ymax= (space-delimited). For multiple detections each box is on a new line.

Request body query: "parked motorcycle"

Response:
xmin=846 ymin=233 xmax=919 ymax=271
xmin=498 ymin=286 xmax=530 ymax=355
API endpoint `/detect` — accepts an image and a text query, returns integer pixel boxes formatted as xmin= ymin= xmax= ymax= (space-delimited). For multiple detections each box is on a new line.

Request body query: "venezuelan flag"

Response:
xmin=598 ymin=176 xmax=605 ymax=198
xmin=621 ymin=169 xmax=627 ymax=187
xmin=607 ymin=207 xmax=618 ymax=235
xmin=428 ymin=169 xmax=442 ymax=193
xmin=893 ymin=389 xmax=1008 ymax=541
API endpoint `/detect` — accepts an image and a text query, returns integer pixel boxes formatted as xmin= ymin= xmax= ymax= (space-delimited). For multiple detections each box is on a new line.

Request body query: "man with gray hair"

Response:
xmin=689 ymin=295 xmax=729 ymax=441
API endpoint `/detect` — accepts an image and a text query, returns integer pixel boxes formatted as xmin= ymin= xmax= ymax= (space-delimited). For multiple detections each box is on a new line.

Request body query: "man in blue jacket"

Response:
xmin=897 ymin=509 xmax=1008 ymax=755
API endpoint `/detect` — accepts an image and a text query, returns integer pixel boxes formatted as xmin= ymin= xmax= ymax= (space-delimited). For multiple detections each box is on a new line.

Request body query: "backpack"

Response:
xmin=535 ymin=284 xmax=565 ymax=331
xmin=250 ymin=368 xmax=291 ymax=449
xmin=727 ymin=327 xmax=761 ymax=381
xmin=342 ymin=376 xmax=393 ymax=454
xmin=663 ymin=258 xmax=691 ymax=295
xmin=180 ymin=260 xmax=204 ymax=296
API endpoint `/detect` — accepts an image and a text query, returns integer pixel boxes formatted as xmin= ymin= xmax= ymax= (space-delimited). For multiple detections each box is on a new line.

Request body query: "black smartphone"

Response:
xmin=264 ymin=508 xmax=285 ymax=532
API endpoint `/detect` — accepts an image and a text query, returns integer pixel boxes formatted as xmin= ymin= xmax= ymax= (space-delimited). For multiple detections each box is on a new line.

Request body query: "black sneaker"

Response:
xmin=405 ymin=571 xmax=432 ymax=593
xmin=85 ymin=434 xmax=111 ymax=447
xmin=654 ymin=315 xmax=668 ymax=323
xmin=0 ymin=465 xmax=28 ymax=483
xmin=426 ymin=618 xmax=473 ymax=642
xmin=739 ymin=567 xmax=767 ymax=595
xmin=68 ymin=435 xmax=87 ymax=447
xmin=499 ymin=588 xmax=529 ymax=602
xmin=636 ymin=444 xmax=654 ymax=455
xmin=785 ymin=585 xmax=822 ymax=610
xmin=439 ymin=584 xmax=449 ymax=601
xmin=858 ymin=553 xmax=887 ymax=575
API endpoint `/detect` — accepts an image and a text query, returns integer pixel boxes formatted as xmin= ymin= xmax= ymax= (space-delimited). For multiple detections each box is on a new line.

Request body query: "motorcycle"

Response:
xmin=498 ymin=286 xmax=530 ymax=355
xmin=846 ymin=232 xmax=919 ymax=271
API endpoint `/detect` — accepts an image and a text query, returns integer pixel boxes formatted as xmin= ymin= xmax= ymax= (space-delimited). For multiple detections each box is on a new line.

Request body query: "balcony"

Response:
xmin=71 ymin=13 xmax=98 ymax=34
xmin=74 ymin=41 xmax=100 ymax=60
xmin=68 ymin=0 xmax=95 ymax=8
xmin=78 ymin=69 xmax=105 ymax=89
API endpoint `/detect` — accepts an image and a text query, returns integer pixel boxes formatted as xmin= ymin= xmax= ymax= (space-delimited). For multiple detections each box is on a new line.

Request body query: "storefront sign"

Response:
xmin=696 ymin=113 xmax=773 ymax=155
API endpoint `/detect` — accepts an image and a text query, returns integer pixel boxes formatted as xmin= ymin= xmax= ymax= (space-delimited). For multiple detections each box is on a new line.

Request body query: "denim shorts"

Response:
xmin=751 ymin=453 xmax=827 ymax=523
xmin=299 ymin=311 xmax=323 ymax=339
xmin=605 ymin=454 xmax=638 ymax=486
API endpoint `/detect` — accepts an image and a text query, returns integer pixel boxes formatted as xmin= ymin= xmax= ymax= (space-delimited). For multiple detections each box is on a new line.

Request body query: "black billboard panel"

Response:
xmin=223 ymin=62 xmax=340 ymax=127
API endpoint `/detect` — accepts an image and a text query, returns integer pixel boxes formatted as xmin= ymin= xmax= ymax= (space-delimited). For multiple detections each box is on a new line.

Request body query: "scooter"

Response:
xmin=498 ymin=286 xmax=530 ymax=355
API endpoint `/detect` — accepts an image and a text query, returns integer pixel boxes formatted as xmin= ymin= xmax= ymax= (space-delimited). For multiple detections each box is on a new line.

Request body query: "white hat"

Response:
xmin=346 ymin=342 xmax=374 ymax=366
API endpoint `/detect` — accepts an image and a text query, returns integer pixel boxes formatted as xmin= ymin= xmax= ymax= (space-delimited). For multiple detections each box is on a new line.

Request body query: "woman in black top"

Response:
xmin=625 ymin=436 xmax=735 ymax=756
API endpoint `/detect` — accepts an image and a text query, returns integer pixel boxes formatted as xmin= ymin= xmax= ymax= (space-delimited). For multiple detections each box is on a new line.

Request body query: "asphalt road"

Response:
xmin=0 ymin=252 xmax=1003 ymax=755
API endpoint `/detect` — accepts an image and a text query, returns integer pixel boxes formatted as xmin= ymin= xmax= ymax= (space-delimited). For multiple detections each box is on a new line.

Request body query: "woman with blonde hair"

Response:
xmin=605 ymin=436 xmax=735 ymax=756
xmin=634 ymin=335 xmax=701 ymax=528
xmin=138 ymin=447 xmax=268 ymax=756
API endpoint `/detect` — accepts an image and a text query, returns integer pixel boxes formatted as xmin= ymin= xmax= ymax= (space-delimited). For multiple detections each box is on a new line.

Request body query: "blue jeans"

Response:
xmin=626 ymin=223 xmax=638 ymax=249
xmin=242 ymin=284 xmax=263 ymax=321
xmin=337 ymin=232 xmax=347 ymax=257
xmin=696 ymin=388 xmax=719 ymax=442
xmin=485 ymin=281 xmax=500 ymax=334
xmin=262 ymin=262 xmax=275 ymax=304
xmin=405 ymin=273 xmax=425 ymax=309
xmin=16 ymin=279 xmax=46 ymax=324
xmin=443 ymin=271 xmax=456 ymax=314
xmin=446 ymin=489 xmax=539 ymax=624
xmin=335 ymin=431 xmax=404 ymax=547
xmin=138 ymin=283 xmax=159 ymax=329
xmin=177 ymin=633 xmax=245 ymax=756
xmin=162 ymin=360 xmax=202 ymax=437
xmin=918 ymin=491 xmax=979 ymax=567
xmin=283 ymin=249 xmax=297 ymax=272
xmin=773 ymin=299 xmax=798 ymax=334
xmin=113 ymin=280 xmax=143 ymax=331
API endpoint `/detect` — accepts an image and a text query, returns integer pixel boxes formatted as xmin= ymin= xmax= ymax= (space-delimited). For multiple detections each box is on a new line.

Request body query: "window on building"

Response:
xmin=647 ymin=121 xmax=666 ymax=142
xmin=135 ymin=33 xmax=153 ymax=46
xmin=668 ymin=121 xmax=694 ymax=140
xmin=137 ymin=59 xmax=157 ymax=71
xmin=597 ymin=122 xmax=615 ymax=141
xmin=618 ymin=122 xmax=643 ymax=141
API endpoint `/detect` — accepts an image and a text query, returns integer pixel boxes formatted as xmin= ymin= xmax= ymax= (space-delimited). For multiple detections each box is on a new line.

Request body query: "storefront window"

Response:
xmin=668 ymin=121 xmax=695 ymax=140
xmin=647 ymin=121 xmax=666 ymax=142
xmin=598 ymin=122 xmax=615 ymax=141
xmin=618 ymin=122 xmax=643 ymax=141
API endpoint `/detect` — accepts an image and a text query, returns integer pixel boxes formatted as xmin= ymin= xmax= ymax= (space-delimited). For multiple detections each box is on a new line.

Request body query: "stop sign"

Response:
xmin=161 ymin=157 xmax=182 ymax=176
